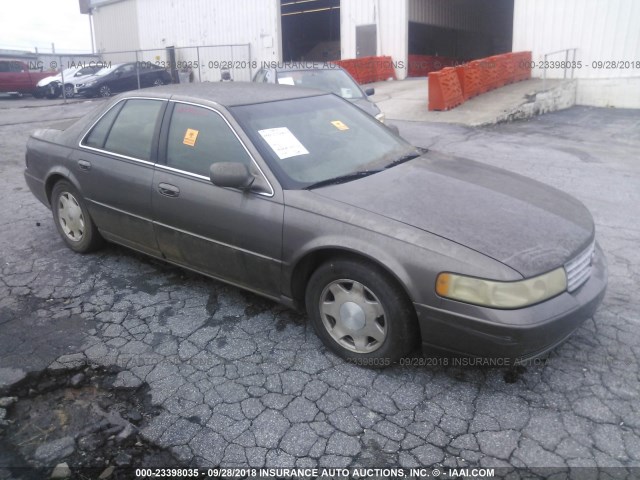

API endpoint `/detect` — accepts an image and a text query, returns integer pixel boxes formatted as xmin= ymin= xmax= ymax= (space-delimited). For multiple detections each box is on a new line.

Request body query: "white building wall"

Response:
xmin=513 ymin=0 xmax=640 ymax=107
xmin=92 ymin=0 xmax=141 ymax=63
xmin=341 ymin=0 xmax=409 ymax=79
xmin=91 ymin=0 xmax=281 ymax=81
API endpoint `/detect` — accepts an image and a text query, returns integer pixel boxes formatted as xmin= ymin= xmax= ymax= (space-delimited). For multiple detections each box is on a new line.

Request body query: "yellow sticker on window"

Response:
xmin=331 ymin=120 xmax=349 ymax=131
xmin=183 ymin=128 xmax=199 ymax=146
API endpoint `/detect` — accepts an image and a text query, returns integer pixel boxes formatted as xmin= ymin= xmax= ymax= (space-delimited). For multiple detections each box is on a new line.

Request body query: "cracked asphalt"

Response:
xmin=1 ymin=97 xmax=639 ymax=471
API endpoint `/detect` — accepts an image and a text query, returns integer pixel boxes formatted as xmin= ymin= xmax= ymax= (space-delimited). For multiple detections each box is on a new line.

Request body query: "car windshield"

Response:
xmin=231 ymin=94 xmax=418 ymax=189
xmin=277 ymin=69 xmax=365 ymax=100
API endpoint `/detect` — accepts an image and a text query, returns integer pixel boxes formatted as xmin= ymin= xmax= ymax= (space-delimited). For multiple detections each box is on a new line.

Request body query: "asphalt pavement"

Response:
xmin=0 ymin=96 xmax=639 ymax=472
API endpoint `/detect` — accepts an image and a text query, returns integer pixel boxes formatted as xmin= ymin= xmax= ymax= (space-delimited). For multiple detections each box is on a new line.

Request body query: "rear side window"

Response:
xmin=82 ymin=99 xmax=163 ymax=160
xmin=166 ymin=103 xmax=251 ymax=177
xmin=82 ymin=102 xmax=124 ymax=149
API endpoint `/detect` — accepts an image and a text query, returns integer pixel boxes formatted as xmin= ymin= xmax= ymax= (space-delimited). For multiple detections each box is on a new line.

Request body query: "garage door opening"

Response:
xmin=408 ymin=0 xmax=514 ymax=62
xmin=281 ymin=0 xmax=341 ymax=62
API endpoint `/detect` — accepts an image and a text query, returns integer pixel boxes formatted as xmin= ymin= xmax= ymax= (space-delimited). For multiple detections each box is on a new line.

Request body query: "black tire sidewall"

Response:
xmin=305 ymin=258 xmax=419 ymax=365
xmin=51 ymin=181 xmax=102 ymax=253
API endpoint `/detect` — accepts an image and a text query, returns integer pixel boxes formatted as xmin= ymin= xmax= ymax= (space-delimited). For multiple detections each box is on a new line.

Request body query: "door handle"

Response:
xmin=78 ymin=160 xmax=91 ymax=171
xmin=158 ymin=183 xmax=180 ymax=197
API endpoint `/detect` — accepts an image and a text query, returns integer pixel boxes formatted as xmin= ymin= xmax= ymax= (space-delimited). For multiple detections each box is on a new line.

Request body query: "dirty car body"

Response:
xmin=24 ymin=83 xmax=607 ymax=365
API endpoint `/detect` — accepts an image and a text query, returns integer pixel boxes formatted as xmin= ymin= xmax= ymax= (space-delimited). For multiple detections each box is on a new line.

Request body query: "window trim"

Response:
xmin=78 ymin=96 xmax=167 ymax=165
xmin=157 ymin=100 xmax=274 ymax=197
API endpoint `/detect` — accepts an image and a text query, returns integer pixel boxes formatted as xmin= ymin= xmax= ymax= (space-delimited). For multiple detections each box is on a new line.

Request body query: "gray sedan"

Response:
xmin=253 ymin=64 xmax=385 ymax=122
xmin=24 ymin=83 xmax=607 ymax=366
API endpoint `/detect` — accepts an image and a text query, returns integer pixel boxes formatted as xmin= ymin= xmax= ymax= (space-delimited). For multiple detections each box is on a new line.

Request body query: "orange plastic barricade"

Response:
xmin=503 ymin=53 xmax=518 ymax=84
xmin=493 ymin=55 xmax=509 ymax=88
xmin=375 ymin=56 xmax=397 ymax=81
xmin=514 ymin=51 xmax=532 ymax=81
xmin=455 ymin=63 xmax=482 ymax=100
xmin=428 ymin=67 xmax=464 ymax=111
xmin=474 ymin=59 xmax=491 ymax=94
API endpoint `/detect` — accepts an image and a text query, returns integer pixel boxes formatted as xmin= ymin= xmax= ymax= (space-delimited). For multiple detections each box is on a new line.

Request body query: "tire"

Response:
xmin=51 ymin=181 xmax=104 ymax=253
xmin=45 ymin=83 xmax=60 ymax=99
xmin=305 ymin=258 xmax=419 ymax=366
xmin=98 ymin=85 xmax=111 ymax=97
xmin=63 ymin=83 xmax=75 ymax=98
xmin=153 ymin=78 xmax=164 ymax=87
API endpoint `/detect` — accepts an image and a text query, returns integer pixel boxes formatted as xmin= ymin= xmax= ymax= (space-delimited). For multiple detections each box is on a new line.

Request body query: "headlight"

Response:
xmin=436 ymin=268 xmax=567 ymax=309
xmin=375 ymin=112 xmax=385 ymax=123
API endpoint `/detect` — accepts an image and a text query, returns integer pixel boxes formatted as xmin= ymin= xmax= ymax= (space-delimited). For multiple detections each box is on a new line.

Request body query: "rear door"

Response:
xmin=111 ymin=64 xmax=137 ymax=93
xmin=151 ymin=101 xmax=283 ymax=297
xmin=71 ymin=97 xmax=167 ymax=255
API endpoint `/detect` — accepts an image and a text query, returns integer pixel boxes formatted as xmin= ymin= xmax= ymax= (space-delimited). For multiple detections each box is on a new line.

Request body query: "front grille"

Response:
xmin=565 ymin=241 xmax=596 ymax=292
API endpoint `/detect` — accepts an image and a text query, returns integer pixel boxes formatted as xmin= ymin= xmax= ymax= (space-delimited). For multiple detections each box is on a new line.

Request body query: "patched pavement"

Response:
xmin=1 ymin=97 xmax=639 ymax=470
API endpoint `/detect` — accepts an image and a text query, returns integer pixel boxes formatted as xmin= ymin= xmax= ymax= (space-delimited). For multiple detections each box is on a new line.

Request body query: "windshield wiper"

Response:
xmin=304 ymin=169 xmax=382 ymax=190
xmin=384 ymin=149 xmax=425 ymax=169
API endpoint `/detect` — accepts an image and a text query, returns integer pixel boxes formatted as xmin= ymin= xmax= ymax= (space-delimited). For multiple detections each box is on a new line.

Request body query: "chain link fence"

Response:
xmin=41 ymin=43 xmax=253 ymax=103
xmin=101 ymin=44 xmax=253 ymax=84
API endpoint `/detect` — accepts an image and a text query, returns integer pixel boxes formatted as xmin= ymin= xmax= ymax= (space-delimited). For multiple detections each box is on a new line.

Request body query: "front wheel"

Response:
xmin=305 ymin=258 xmax=419 ymax=366
xmin=51 ymin=181 xmax=104 ymax=253
xmin=45 ymin=83 xmax=60 ymax=99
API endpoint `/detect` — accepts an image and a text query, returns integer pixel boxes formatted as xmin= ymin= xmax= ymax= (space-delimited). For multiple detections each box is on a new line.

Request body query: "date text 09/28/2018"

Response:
xmin=520 ymin=60 xmax=640 ymax=70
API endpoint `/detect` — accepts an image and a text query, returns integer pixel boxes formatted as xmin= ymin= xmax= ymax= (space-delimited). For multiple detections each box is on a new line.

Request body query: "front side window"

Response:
xmin=165 ymin=103 xmax=251 ymax=177
xmin=82 ymin=99 xmax=163 ymax=161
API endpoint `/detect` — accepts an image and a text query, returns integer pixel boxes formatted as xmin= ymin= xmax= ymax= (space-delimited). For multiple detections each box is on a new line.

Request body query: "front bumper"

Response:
xmin=415 ymin=244 xmax=608 ymax=361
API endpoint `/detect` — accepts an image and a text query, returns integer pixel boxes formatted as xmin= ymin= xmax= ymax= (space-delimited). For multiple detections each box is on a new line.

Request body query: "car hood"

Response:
xmin=311 ymin=151 xmax=594 ymax=278
xmin=36 ymin=74 xmax=60 ymax=87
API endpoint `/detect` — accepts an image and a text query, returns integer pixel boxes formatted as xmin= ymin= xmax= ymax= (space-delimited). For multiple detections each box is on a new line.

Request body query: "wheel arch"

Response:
xmin=44 ymin=169 xmax=82 ymax=206
xmin=288 ymin=246 xmax=416 ymax=311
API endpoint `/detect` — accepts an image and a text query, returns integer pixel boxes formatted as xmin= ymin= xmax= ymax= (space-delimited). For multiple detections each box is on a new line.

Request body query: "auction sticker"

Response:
xmin=331 ymin=120 xmax=349 ymax=131
xmin=183 ymin=128 xmax=199 ymax=147
xmin=258 ymin=127 xmax=309 ymax=159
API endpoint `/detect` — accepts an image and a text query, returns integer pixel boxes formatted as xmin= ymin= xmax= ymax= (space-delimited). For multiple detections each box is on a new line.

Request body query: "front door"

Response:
xmin=151 ymin=102 xmax=283 ymax=297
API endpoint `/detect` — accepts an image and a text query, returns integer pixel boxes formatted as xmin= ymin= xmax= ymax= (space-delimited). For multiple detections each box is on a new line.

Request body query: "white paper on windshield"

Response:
xmin=278 ymin=77 xmax=295 ymax=85
xmin=258 ymin=127 xmax=309 ymax=160
xmin=340 ymin=87 xmax=354 ymax=98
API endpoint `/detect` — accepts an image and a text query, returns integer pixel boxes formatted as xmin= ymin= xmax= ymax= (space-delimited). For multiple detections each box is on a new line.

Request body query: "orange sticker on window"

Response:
xmin=331 ymin=120 xmax=349 ymax=131
xmin=183 ymin=128 xmax=199 ymax=146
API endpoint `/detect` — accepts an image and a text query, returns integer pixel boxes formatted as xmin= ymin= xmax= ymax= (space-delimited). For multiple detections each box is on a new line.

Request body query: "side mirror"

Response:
xmin=210 ymin=162 xmax=254 ymax=190
xmin=365 ymin=87 xmax=375 ymax=96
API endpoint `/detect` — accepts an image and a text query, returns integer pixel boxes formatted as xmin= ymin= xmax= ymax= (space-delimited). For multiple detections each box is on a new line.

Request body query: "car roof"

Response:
xmin=128 ymin=82 xmax=328 ymax=107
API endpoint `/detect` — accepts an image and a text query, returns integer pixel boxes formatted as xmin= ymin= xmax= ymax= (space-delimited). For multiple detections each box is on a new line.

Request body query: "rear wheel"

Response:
xmin=63 ymin=83 xmax=75 ymax=98
xmin=98 ymin=85 xmax=111 ymax=97
xmin=51 ymin=181 xmax=104 ymax=253
xmin=152 ymin=78 xmax=164 ymax=87
xmin=305 ymin=258 xmax=419 ymax=366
